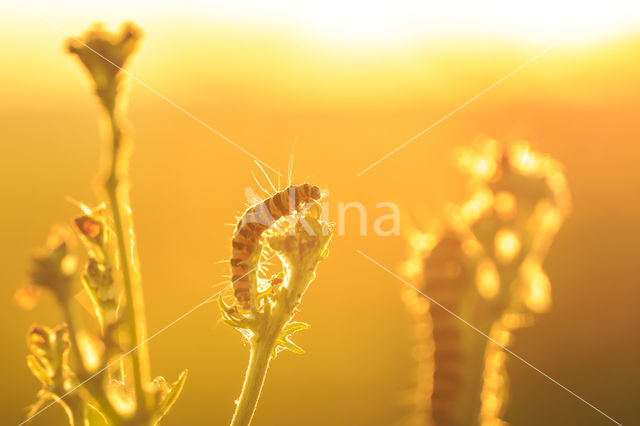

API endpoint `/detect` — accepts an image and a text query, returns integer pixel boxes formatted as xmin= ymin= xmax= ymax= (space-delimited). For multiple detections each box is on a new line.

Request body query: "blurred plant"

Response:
xmin=17 ymin=23 xmax=186 ymax=425
xmin=220 ymin=199 xmax=333 ymax=426
xmin=401 ymin=137 xmax=570 ymax=425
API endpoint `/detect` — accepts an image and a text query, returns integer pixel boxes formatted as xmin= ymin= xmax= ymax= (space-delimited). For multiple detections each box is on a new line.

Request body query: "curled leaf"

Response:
xmin=25 ymin=324 xmax=72 ymax=396
xmin=26 ymin=354 xmax=52 ymax=386
xmin=219 ymin=297 xmax=252 ymax=329
xmin=282 ymin=321 xmax=310 ymax=336
xmin=274 ymin=337 xmax=305 ymax=356
xmin=152 ymin=369 xmax=188 ymax=422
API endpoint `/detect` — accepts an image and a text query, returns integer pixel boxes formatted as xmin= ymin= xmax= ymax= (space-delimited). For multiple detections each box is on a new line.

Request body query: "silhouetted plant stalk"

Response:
xmin=18 ymin=23 xmax=186 ymax=425
xmin=401 ymin=137 xmax=570 ymax=425
xmin=220 ymin=212 xmax=333 ymax=426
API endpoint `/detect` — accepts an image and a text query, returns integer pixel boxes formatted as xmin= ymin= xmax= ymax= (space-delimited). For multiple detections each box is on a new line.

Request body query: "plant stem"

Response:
xmin=66 ymin=397 xmax=87 ymax=426
xmin=62 ymin=302 xmax=122 ymax=424
xmin=229 ymin=218 xmax=332 ymax=426
xmin=231 ymin=269 xmax=319 ymax=426
xmin=230 ymin=335 xmax=276 ymax=426
xmin=103 ymin=105 xmax=148 ymax=411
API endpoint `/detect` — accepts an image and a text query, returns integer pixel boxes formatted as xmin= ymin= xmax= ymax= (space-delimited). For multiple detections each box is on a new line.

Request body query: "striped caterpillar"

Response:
xmin=403 ymin=140 xmax=570 ymax=425
xmin=421 ymin=233 xmax=479 ymax=425
xmin=230 ymin=183 xmax=321 ymax=308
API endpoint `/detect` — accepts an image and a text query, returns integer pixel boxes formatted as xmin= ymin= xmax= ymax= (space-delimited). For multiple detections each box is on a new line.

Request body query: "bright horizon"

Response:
xmin=4 ymin=0 xmax=640 ymax=45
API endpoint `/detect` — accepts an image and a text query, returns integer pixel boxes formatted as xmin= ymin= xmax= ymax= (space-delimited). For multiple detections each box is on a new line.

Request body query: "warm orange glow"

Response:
xmin=408 ymin=230 xmax=437 ymax=253
xmin=2 ymin=1 xmax=635 ymax=424
xmin=457 ymin=147 xmax=498 ymax=180
xmin=460 ymin=190 xmax=494 ymax=223
xmin=494 ymin=228 xmax=521 ymax=263
xmin=547 ymin=170 xmax=569 ymax=195
xmin=14 ymin=286 xmax=38 ymax=311
xmin=400 ymin=257 xmax=423 ymax=279
xmin=494 ymin=191 xmax=517 ymax=221
xmin=476 ymin=257 xmax=500 ymax=299
xmin=13 ymin=1 xmax=640 ymax=45
xmin=402 ymin=230 xmax=439 ymax=279
xmin=77 ymin=331 xmax=104 ymax=372
xmin=461 ymin=237 xmax=482 ymax=257
xmin=60 ymin=255 xmax=78 ymax=276
xmin=107 ymin=382 xmax=136 ymax=415
xmin=532 ymin=200 xmax=562 ymax=235
xmin=481 ymin=325 xmax=512 ymax=425
xmin=521 ymin=259 xmax=551 ymax=312
xmin=509 ymin=144 xmax=539 ymax=175
xmin=63 ymin=378 xmax=73 ymax=391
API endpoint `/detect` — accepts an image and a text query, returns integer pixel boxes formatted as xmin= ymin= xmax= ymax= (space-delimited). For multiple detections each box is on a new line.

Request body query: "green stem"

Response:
xmin=103 ymin=106 xmax=148 ymax=412
xmin=229 ymin=218 xmax=332 ymax=426
xmin=230 ymin=336 xmax=276 ymax=426
xmin=230 ymin=272 xmax=316 ymax=426
xmin=67 ymin=398 xmax=87 ymax=426
xmin=62 ymin=303 xmax=121 ymax=424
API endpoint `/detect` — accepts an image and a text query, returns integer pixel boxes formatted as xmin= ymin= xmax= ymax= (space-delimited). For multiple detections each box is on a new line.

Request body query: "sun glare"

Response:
xmin=10 ymin=0 xmax=640 ymax=44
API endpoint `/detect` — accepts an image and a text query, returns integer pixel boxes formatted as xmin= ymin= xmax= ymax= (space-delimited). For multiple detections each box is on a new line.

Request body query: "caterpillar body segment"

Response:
xmin=230 ymin=183 xmax=322 ymax=308
xmin=423 ymin=234 xmax=470 ymax=425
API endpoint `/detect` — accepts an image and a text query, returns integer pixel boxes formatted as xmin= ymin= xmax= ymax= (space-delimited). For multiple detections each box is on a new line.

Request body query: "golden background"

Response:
xmin=1 ymin=2 xmax=639 ymax=425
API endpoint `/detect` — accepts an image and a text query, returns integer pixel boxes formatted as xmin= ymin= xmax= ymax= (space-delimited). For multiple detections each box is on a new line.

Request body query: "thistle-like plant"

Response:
xmin=220 ymin=211 xmax=333 ymax=426
xmin=402 ymin=137 xmax=570 ymax=425
xmin=18 ymin=23 xmax=186 ymax=425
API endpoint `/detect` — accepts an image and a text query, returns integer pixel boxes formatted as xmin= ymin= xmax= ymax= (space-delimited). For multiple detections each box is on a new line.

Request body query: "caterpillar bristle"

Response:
xmin=251 ymin=169 xmax=273 ymax=198
xmin=287 ymin=138 xmax=296 ymax=187
xmin=229 ymin=183 xmax=323 ymax=309
xmin=211 ymin=279 xmax=231 ymax=288
xmin=254 ymin=160 xmax=278 ymax=194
